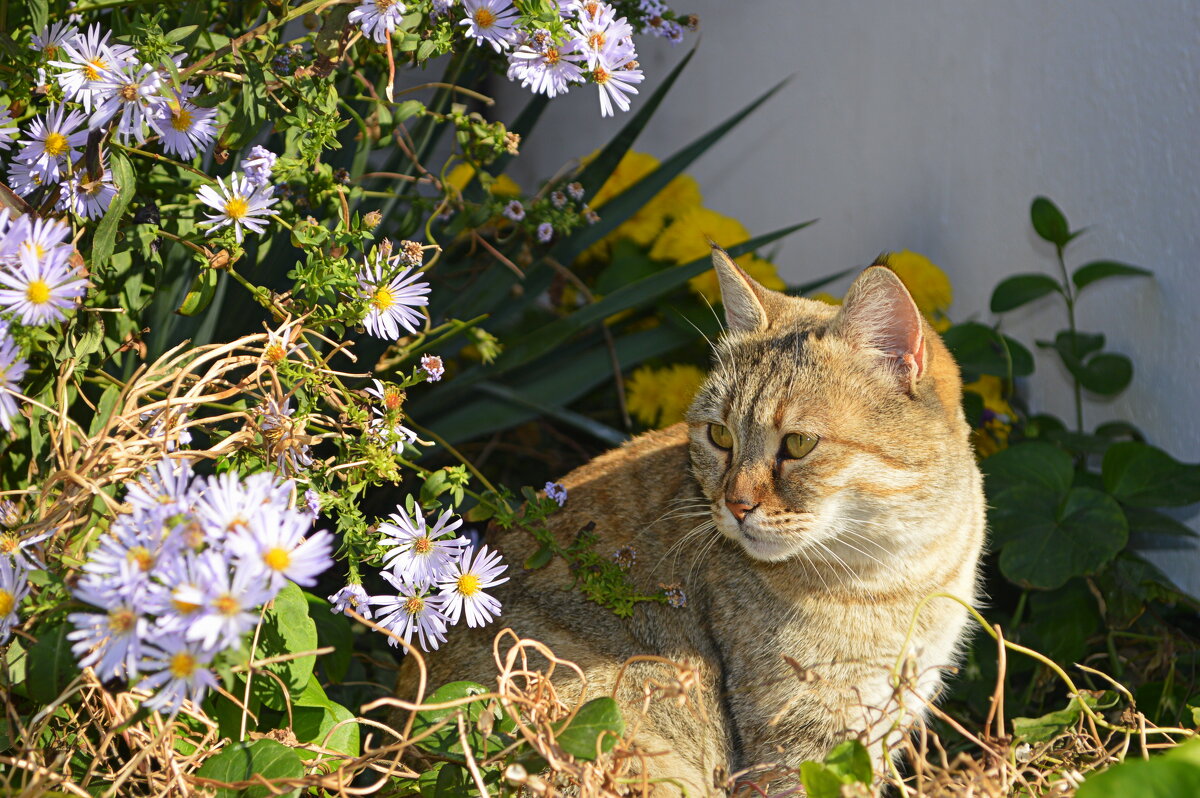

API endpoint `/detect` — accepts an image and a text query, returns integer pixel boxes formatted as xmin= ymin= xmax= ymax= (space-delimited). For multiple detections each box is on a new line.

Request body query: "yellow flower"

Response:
xmin=688 ymin=255 xmax=786 ymax=306
xmin=963 ymin=375 xmax=1013 ymax=418
xmin=878 ymin=250 xmax=953 ymax=330
xmin=625 ymin=364 xmax=707 ymax=428
xmin=582 ymin=150 xmax=703 ymax=259
xmin=964 ymin=375 xmax=1014 ymax=458
xmin=650 ymin=206 xmax=749 ymax=265
xmin=445 ymin=163 xmax=521 ymax=198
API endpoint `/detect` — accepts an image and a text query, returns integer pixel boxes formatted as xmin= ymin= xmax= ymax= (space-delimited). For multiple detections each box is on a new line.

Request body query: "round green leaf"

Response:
xmin=1031 ymin=196 xmax=1071 ymax=247
xmin=981 ymin=442 xmax=1074 ymax=495
xmin=194 ymin=738 xmax=305 ymax=798
xmin=27 ymin=624 xmax=81 ymax=705
xmin=942 ymin=322 xmax=1032 ymax=379
xmin=1078 ymin=740 xmax=1200 ymax=798
xmin=1076 ymin=352 xmax=1132 ymax=395
xmin=410 ymin=681 xmax=491 ymax=756
xmin=1072 ymin=259 xmax=1152 ymax=292
xmin=997 ymin=487 xmax=1128 ymax=589
xmin=293 ymin=677 xmax=360 ymax=757
xmin=1103 ymin=441 xmax=1200 ymax=507
xmin=990 ymin=273 xmax=1062 ymax=313
xmin=554 ymin=697 xmax=625 ymax=760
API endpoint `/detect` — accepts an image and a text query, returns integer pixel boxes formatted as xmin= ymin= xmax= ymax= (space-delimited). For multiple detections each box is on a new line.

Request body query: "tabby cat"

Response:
xmin=396 ymin=247 xmax=986 ymax=794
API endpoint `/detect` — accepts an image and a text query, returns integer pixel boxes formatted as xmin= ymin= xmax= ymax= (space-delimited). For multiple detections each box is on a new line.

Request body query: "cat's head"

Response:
xmin=686 ymin=247 xmax=974 ymax=567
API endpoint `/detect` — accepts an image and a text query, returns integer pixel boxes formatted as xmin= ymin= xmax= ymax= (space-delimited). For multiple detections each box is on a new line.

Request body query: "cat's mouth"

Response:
xmin=717 ymin=514 xmax=805 ymax=562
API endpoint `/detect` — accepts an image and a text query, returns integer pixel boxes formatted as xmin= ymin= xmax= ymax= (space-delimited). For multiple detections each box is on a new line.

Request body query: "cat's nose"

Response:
xmin=724 ymin=499 xmax=757 ymax=522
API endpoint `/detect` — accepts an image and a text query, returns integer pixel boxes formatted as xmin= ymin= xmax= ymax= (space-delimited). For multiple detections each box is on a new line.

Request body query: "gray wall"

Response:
xmin=501 ymin=1 xmax=1200 ymax=594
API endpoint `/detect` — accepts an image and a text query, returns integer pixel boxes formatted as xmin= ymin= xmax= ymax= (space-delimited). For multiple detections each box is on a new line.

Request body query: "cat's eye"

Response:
xmin=782 ymin=432 xmax=819 ymax=460
xmin=708 ymin=423 xmax=734 ymax=449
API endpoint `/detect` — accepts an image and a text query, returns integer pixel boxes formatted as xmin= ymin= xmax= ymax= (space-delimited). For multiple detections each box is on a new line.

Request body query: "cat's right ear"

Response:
xmin=836 ymin=265 xmax=927 ymax=393
xmin=711 ymin=244 xmax=770 ymax=332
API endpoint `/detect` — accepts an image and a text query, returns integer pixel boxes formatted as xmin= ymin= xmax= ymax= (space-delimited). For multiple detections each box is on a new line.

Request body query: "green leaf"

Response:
xmin=994 ymin=486 xmax=1128 ymax=589
xmin=1037 ymin=330 xmax=1105 ymax=360
xmin=524 ymin=545 xmax=553 ymax=570
xmin=1077 ymin=739 xmax=1200 ymax=798
xmin=175 ymin=267 xmax=220 ymax=316
xmin=418 ymin=762 xmax=470 ymax=798
xmin=553 ymin=697 xmax=624 ymax=761
xmin=981 ymin=442 xmax=1074 ymax=495
xmin=292 ymin=676 xmax=360 ymax=757
xmin=91 ymin=151 xmax=136 ymax=270
xmin=410 ymin=681 xmax=490 ymax=757
xmin=1074 ymin=352 xmax=1132 ymax=395
xmin=941 ymin=322 xmax=1034 ymax=380
xmin=1103 ymin=442 xmax=1200 ymax=507
xmin=1125 ymin=507 xmax=1199 ymax=541
xmin=251 ymin=582 xmax=318 ymax=711
xmin=798 ymin=761 xmax=846 ymax=798
xmin=193 ymin=738 xmax=305 ymax=798
xmin=1012 ymin=695 xmax=1093 ymax=743
xmin=989 ymin=273 xmax=1062 ymax=312
xmin=1030 ymin=196 xmax=1071 ymax=247
xmin=1072 ymin=260 xmax=1152 ymax=292
xmin=27 ymin=625 xmax=80 ymax=705
xmin=823 ymin=739 xmax=873 ymax=784
xmin=165 ymin=25 xmax=199 ymax=42
xmin=303 ymin=593 xmax=354 ymax=684
xmin=1028 ymin=580 xmax=1101 ymax=665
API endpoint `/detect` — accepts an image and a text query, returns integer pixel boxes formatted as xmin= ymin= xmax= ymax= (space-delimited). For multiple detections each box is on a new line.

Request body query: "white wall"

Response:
xmin=501 ymin=1 xmax=1200 ymax=594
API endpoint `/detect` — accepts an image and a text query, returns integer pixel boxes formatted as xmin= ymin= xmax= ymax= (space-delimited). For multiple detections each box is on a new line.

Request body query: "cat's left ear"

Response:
xmin=836 ymin=265 xmax=927 ymax=393
xmin=711 ymin=244 xmax=771 ymax=332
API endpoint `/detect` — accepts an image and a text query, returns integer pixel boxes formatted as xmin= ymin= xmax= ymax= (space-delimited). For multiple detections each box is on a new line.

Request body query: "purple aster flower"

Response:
xmin=196 ymin=174 xmax=278 ymax=243
xmin=143 ymin=551 xmax=208 ymax=635
xmin=124 ymin=456 xmax=198 ymax=516
xmin=137 ymin=634 xmax=219 ymax=715
xmin=152 ymin=88 xmax=218 ymax=160
xmin=0 ymin=557 xmax=31 ymax=645
xmin=660 ymin=583 xmax=687 ymax=608
xmin=592 ymin=59 xmax=643 ymax=117
xmin=550 ymin=190 xmax=567 ymax=208
xmin=545 ymin=481 xmax=567 ymax=506
xmin=348 ymin=0 xmax=407 ymax=44
xmin=58 ymin=162 xmax=119 ymax=220
xmin=259 ymin=397 xmax=314 ymax=474
xmin=370 ymin=575 xmax=450 ymax=651
xmin=50 ymin=24 xmax=137 ymax=112
xmin=1 ymin=213 xmax=72 ymax=265
xmin=356 ymin=254 xmax=430 ymax=340
xmin=537 ymin=222 xmax=554 ymax=242
xmin=0 ymin=110 xmax=19 ymax=151
xmin=240 ymin=145 xmax=277 ymax=186
xmin=228 ymin=514 xmax=333 ymax=590
xmin=460 ymin=0 xmax=519 ymax=53
xmin=502 ymin=199 xmax=525 ymax=221
xmin=507 ymin=38 xmax=586 ymax=98
xmin=186 ymin=552 xmax=276 ymax=651
xmin=0 ymin=321 xmax=29 ymax=432
xmin=0 ymin=527 xmax=49 ymax=571
xmin=304 ymin=489 xmax=321 ymax=520
xmin=567 ymin=181 xmax=585 ymax=201
xmin=437 ymin=544 xmax=508 ymax=628
xmin=6 ymin=160 xmax=48 ymax=197
xmin=90 ymin=61 xmax=164 ymax=143
xmin=194 ymin=470 xmax=290 ymax=545
xmin=16 ymin=104 xmax=89 ymax=183
xmin=138 ymin=404 xmax=194 ymax=452
xmin=67 ymin=583 xmax=149 ymax=681
xmin=0 ymin=245 xmax=88 ymax=326
xmin=420 ymin=354 xmax=444 ymax=382
xmin=378 ymin=504 xmax=467 ymax=589
xmin=329 ymin=583 xmax=372 ymax=620
xmin=30 ymin=21 xmax=78 ymax=61
xmin=431 ymin=0 xmax=456 ymax=15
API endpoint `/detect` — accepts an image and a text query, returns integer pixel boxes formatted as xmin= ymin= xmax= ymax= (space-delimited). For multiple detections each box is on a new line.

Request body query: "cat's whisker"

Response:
xmin=671 ymin=308 xmax=716 ymax=349
xmin=687 ymin=526 xmax=725 ymax=586
xmin=656 ymin=519 xmax=718 ymax=576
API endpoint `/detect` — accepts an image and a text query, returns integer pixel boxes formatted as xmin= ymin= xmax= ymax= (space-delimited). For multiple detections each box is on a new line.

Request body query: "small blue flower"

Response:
xmin=544 ymin=481 xmax=567 ymax=507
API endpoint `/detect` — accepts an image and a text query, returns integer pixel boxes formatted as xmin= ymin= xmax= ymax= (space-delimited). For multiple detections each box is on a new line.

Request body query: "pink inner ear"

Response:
xmin=841 ymin=268 xmax=927 ymax=390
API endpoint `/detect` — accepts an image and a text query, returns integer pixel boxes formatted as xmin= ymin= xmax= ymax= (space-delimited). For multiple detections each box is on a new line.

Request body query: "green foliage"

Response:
xmin=194 ymin=738 xmax=306 ymax=798
xmin=1077 ymin=739 xmax=1200 ymax=797
xmin=799 ymin=739 xmax=873 ymax=798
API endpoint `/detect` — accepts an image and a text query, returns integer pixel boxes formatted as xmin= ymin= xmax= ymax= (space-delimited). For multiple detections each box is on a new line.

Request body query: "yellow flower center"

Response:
xmin=403 ymin=595 xmax=424 ymax=615
xmin=171 ymin=597 xmax=202 ymax=615
xmin=593 ymin=66 xmax=610 ymax=85
xmin=26 ymin=280 xmax=52 ymax=305
xmin=119 ymin=83 xmax=139 ymax=101
xmin=383 ymin=387 xmax=403 ymax=410
xmin=545 ymin=49 xmax=560 ymax=65
xmin=413 ymin=536 xmax=432 ymax=554
xmin=169 ymin=651 xmax=196 ymax=678
xmin=374 ymin=0 xmax=396 ymax=10
xmin=587 ymin=32 xmax=606 ymax=50
xmin=456 ymin=573 xmax=481 ymax=597
xmin=473 ymin=8 xmax=495 ymax=28
xmin=372 ymin=285 xmax=395 ymax=310
xmin=170 ymin=108 xmax=193 ymax=132
xmin=0 ymin=534 xmax=16 ymax=554
xmin=44 ymin=45 xmax=59 ymax=60
xmin=263 ymin=547 xmax=291 ymax=572
xmin=84 ymin=58 xmax=107 ymax=81
xmin=109 ymin=607 xmax=136 ymax=633
xmin=43 ymin=131 xmax=69 ymax=157
xmin=126 ymin=546 xmax=155 ymax=572
xmin=224 ymin=196 xmax=249 ymax=220
xmin=213 ymin=594 xmax=240 ymax=616
xmin=0 ymin=589 xmax=13 ymax=616
xmin=264 ymin=342 xmax=286 ymax=363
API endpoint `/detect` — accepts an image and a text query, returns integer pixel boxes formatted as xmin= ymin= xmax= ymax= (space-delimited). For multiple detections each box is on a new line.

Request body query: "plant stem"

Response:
xmin=1055 ymin=244 xmax=1084 ymax=433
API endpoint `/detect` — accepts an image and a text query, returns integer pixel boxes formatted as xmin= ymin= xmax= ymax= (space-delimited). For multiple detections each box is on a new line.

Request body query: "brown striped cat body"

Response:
xmin=397 ymin=248 xmax=986 ymax=794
